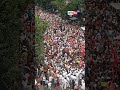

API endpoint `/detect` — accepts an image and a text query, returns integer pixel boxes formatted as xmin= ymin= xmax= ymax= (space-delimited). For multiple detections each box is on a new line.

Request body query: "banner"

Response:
xmin=67 ymin=11 xmax=78 ymax=16
xmin=67 ymin=11 xmax=74 ymax=16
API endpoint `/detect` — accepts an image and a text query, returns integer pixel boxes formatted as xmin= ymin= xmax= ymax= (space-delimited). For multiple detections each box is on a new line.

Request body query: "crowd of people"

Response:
xmin=85 ymin=0 xmax=120 ymax=90
xmin=20 ymin=4 xmax=36 ymax=90
xmin=19 ymin=1 xmax=120 ymax=90
xmin=35 ymin=6 xmax=85 ymax=90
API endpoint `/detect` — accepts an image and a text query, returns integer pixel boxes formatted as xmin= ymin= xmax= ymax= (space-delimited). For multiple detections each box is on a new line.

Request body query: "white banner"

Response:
xmin=68 ymin=11 xmax=78 ymax=16
xmin=67 ymin=11 xmax=74 ymax=15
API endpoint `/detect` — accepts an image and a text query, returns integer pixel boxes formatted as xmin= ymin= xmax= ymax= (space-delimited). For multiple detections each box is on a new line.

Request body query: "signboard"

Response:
xmin=67 ymin=10 xmax=80 ymax=15
xmin=67 ymin=11 xmax=78 ymax=16
xmin=67 ymin=10 xmax=81 ymax=20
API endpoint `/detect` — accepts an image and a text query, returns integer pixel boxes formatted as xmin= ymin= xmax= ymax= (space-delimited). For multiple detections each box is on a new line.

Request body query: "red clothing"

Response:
xmin=79 ymin=60 xmax=83 ymax=66
xmin=65 ymin=48 xmax=69 ymax=53
xmin=81 ymin=46 xmax=85 ymax=57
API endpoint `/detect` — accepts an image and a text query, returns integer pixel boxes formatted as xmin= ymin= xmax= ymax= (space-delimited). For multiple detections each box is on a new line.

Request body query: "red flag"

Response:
xmin=111 ymin=48 xmax=118 ymax=66
xmin=73 ymin=11 xmax=78 ymax=16
xmin=81 ymin=46 xmax=85 ymax=57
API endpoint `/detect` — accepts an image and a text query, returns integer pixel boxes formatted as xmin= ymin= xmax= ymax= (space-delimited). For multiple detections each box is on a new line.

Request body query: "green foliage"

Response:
xmin=35 ymin=0 xmax=51 ymax=8
xmin=35 ymin=16 xmax=48 ymax=64
xmin=51 ymin=0 xmax=66 ymax=10
xmin=36 ymin=0 xmax=85 ymax=18
xmin=0 ymin=67 xmax=22 ymax=90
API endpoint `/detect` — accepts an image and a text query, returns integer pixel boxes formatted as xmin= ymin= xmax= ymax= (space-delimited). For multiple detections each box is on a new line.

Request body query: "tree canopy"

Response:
xmin=35 ymin=16 xmax=48 ymax=64
xmin=36 ymin=0 xmax=85 ymax=18
xmin=0 ymin=0 xmax=33 ymax=89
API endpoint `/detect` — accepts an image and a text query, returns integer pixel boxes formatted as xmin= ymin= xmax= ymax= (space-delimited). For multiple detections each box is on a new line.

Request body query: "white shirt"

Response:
xmin=81 ymin=79 xmax=85 ymax=89
xmin=48 ymin=82 xmax=52 ymax=87
xmin=63 ymin=79 xmax=67 ymax=89
xmin=43 ymin=76 xmax=46 ymax=81
xmin=49 ymin=76 xmax=53 ymax=82
xmin=71 ymin=75 xmax=76 ymax=80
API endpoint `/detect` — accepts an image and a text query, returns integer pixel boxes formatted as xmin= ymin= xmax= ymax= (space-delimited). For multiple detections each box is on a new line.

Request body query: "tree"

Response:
xmin=35 ymin=0 xmax=51 ymax=9
xmin=0 ymin=0 xmax=33 ymax=89
xmin=35 ymin=16 xmax=48 ymax=64
xmin=51 ymin=0 xmax=85 ymax=18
